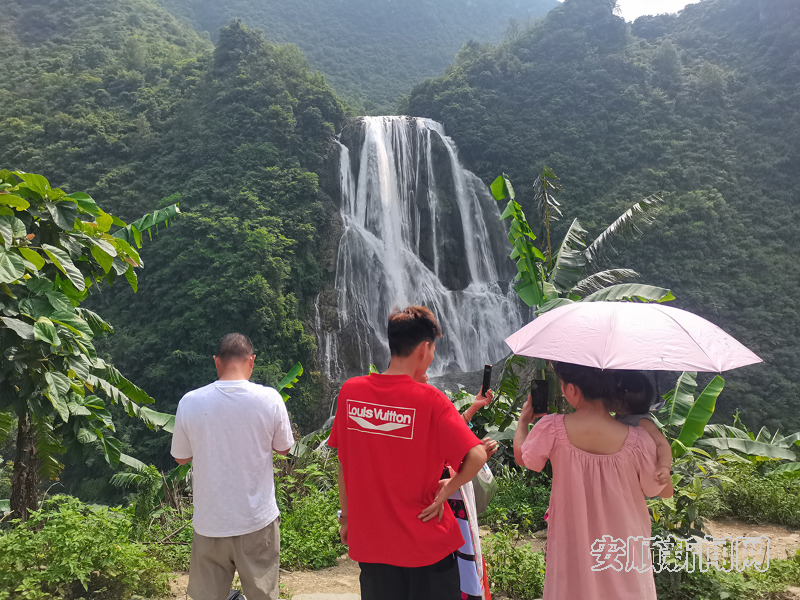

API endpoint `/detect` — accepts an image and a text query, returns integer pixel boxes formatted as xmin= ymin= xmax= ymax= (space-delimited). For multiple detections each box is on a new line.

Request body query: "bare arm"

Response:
xmin=174 ymin=457 xmax=191 ymax=465
xmin=418 ymin=444 xmax=488 ymax=522
xmin=638 ymin=419 xmax=672 ymax=467
xmin=274 ymin=447 xmax=291 ymax=456
xmin=514 ymin=396 xmax=546 ymax=467
xmin=638 ymin=418 xmax=673 ymax=493
xmin=462 ymin=389 xmax=494 ymax=424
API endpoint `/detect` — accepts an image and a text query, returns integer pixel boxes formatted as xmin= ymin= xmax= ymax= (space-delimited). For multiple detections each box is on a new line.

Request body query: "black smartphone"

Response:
xmin=481 ymin=364 xmax=492 ymax=395
xmin=531 ymin=379 xmax=548 ymax=413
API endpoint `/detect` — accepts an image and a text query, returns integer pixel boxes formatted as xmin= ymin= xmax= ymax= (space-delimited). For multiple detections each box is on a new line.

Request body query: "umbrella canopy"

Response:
xmin=504 ymin=301 xmax=762 ymax=372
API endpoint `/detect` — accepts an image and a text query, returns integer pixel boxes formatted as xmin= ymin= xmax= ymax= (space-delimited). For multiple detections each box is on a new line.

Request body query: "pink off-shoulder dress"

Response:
xmin=521 ymin=413 xmax=663 ymax=600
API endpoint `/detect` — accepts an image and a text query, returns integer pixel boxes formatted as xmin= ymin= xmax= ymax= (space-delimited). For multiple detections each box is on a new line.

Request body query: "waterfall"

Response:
xmin=320 ymin=116 xmax=525 ymax=379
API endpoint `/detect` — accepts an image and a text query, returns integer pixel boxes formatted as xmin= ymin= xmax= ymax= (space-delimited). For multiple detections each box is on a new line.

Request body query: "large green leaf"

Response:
xmin=113 ymin=203 xmax=180 ymax=245
xmin=44 ymin=371 xmax=71 ymax=422
xmin=76 ymin=308 xmax=114 ymax=335
xmin=64 ymin=192 xmax=100 ymax=216
xmin=139 ymin=407 xmax=175 ymax=433
xmin=0 ymin=247 xmax=25 ymax=282
xmin=14 ymin=172 xmax=51 ymax=197
xmin=490 ymin=174 xmax=514 ymax=201
xmin=277 ymin=362 xmax=304 ymax=401
xmin=584 ymin=194 xmax=663 ymax=264
xmin=659 ymin=371 xmax=697 ymax=429
xmin=34 ymin=317 xmax=61 ymax=346
xmin=46 ymin=201 xmax=78 ymax=231
xmin=18 ymin=247 xmax=45 ymax=270
xmin=703 ymin=424 xmax=753 ymax=440
xmin=584 ymin=283 xmax=675 ymax=303
xmin=42 ymin=244 xmax=86 ymax=291
xmin=549 ymin=218 xmax=588 ymax=293
xmin=33 ymin=417 xmax=65 ymax=480
xmin=769 ymin=462 xmax=800 ymax=477
xmin=90 ymin=243 xmax=114 ymax=273
xmin=0 ymin=214 xmax=26 ymax=248
xmin=119 ymin=453 xmax=148 ymax=471
xmin=571 ymin=269 xmax=639 ymax=297
xmin=1 ymin=316 xmax=34 ymax=340
xmin=697 ymin=437 xmax=798 ymax=461
xmin=101 ymin=435 xmax=123 ymax=467
xmin=0 ymin=194 xmax=30 ymax=210
xmin=675 ymin=376 xmax=725 ymax=457
xmin=51 ymin=310 xmax=93 ymax=339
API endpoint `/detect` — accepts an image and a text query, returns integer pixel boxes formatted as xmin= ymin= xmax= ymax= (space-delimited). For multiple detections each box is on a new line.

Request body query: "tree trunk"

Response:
xmin=10 ymin=413 xmax=38 ymax=522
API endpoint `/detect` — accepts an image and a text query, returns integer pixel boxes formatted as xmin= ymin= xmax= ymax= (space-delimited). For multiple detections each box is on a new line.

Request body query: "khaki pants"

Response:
xmin=188 ymin=519 xmax=280 ymax=600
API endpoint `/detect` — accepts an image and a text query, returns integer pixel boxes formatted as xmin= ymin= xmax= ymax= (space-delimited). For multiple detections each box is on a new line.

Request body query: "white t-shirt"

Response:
xmin=171 ymin=380 xmax=294 ymax=537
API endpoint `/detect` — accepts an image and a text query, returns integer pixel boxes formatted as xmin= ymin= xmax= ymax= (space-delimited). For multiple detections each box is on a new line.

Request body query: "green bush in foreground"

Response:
xmin=279 ymin=488 xmax=346 ymax=570
xmin=0 ymin=495 xmax=168 ymax=600
xmin=483 ymin=528 xmax=546 ymax=600
xmin=699 ymin=462 xmax=800 ymax=528
xmin=481 ymin=467 xmax=551 ymax=534
xmin=656 ymin=550 xmax=800 ymax=600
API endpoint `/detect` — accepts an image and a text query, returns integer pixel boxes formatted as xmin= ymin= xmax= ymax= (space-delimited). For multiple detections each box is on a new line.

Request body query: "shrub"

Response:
xmin=0 ymin=495 xmax=168 ymax=600
xmin=137 ymin=505 xmax=194 ymax=572
xmin=480 ymin=466 xmax=551 ymax=533
xmin=698 ymin=462 xmax=800 ymax=527
xmin=279 ymin=487 xmax=346 ymax=569
xmin=483 ymin=527 xmax=546 ymax=600
xmin=656 ymin=550 xmax=800 ymax=600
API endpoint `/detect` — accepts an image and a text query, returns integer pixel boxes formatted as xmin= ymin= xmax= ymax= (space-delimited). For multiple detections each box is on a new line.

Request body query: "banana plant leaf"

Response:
xmin=696 ymin=438 xmax=799 ymax=461
xmin=659 ymin=372 xmax=697 ymax=429
xmin=583 ymin=283 xmax=675 ymax=303
xmin=674 ymin=376 xmax=725 ymax=457
xmin=277 ymin=362 xmax=303 ymax=402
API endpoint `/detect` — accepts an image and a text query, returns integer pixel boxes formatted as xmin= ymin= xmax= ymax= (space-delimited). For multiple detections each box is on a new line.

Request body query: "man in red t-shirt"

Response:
xmin=328 ymin=306 xmax=488 ymax=600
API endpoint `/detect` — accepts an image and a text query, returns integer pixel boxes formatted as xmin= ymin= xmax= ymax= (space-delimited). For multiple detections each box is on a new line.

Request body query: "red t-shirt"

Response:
xmin=328 ymin=373 xmax=481 ymax=567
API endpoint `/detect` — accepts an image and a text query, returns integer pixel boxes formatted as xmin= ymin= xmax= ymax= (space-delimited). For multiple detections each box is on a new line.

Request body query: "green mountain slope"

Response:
xmin=156 ymin=0 xmax=557 ymax=111
xmin=1 ymin=0 xmax=346 ymax=477
xmin=405 ymin=0 xmax=800 ymax=431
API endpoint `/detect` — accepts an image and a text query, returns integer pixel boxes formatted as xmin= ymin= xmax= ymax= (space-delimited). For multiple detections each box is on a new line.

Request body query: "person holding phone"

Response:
xmin=329 ymin=306 xmax=488 ymax=600
xmin=513 ymin=362 xmax=673 ymax=600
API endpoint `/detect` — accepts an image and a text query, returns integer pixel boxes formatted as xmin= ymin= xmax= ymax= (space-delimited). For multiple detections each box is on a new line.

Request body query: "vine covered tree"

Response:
xmin=0 ymin=170 xmax=177 ymax=520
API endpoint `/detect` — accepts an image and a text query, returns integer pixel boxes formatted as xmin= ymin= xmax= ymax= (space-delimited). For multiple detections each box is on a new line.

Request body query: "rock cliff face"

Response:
xmin=317 ymin=116 xmax=523 ymax=380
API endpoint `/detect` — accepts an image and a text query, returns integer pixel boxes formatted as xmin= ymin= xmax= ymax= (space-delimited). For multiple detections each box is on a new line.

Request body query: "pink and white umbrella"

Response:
xmin=504 ymin=301 xmax=762 ymax=372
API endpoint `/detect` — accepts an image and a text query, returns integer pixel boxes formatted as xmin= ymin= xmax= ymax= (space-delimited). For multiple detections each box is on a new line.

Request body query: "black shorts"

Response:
xmin=359 ymin=552 xmax=461 ymax=600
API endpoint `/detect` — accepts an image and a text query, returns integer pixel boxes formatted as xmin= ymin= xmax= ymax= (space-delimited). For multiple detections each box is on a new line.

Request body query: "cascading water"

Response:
xmin=320 ymin=116 xmax=525 ymax=379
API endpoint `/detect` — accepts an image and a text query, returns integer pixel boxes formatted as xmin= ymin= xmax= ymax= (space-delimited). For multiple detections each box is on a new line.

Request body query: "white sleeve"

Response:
xmin=170 ymin=399 xmax=193 ymax=459
xmin=272 ymin=392 xmax=295 ymax=452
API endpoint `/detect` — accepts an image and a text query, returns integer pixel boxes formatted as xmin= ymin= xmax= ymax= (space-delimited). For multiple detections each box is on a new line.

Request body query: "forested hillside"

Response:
xmin=405 ymin=0 xmax=800 ymax=431
xmin=1 ymin=0 xmax=345 ymax=487
xmin=156 ymin=0 xmax=556 ymax=111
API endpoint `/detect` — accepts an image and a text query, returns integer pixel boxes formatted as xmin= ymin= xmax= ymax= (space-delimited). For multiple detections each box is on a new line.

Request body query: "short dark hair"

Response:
xmin=612 ymin=371 xmax=655 ymax=415
xmin=551 ymin=361 xmax=615 ymax=407
xmin=387 ymin=306 xmax=442 ymax=357
xmin=216 ymin=333 xmax=254 ymax=361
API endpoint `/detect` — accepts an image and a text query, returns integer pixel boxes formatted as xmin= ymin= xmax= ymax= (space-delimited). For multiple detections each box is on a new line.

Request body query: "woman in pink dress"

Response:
xmin=513 ymin=362 xmax=673 ymax=600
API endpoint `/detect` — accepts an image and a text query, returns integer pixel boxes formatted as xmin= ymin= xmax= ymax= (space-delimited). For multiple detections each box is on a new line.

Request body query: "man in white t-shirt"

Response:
xmin=171 ymin=333 xmax=294 ymax=600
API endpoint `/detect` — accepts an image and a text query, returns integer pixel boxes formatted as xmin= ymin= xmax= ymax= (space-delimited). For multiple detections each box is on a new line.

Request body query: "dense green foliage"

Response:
xmin=483 ymin=528 xmax=546 ymax=600
xmin=0 ymin=170 xmax=177 ymax=518
xmin=156 ymin=0 xmax=556 ymax=112
xmin=700 ymin=462 xmax=800 ymax=528
xmin=405 ymin=0 xmax=800 ymax=431
xmin=480 ymin=467 xmax=551 ymax=534
xmin=1 ymin=0 xmax=347 ymax=478
xmin=0 ymin=496 xmax=168 ymax=600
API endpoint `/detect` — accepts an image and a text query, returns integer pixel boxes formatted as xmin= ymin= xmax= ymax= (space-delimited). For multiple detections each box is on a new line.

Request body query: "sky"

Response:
xmin=558 ymin=0 xmax=700 ymax=22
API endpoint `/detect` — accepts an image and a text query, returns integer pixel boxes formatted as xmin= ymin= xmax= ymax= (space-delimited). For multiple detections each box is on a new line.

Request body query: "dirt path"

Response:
xmin=166 ymin=519 xmax=800 ymax=599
